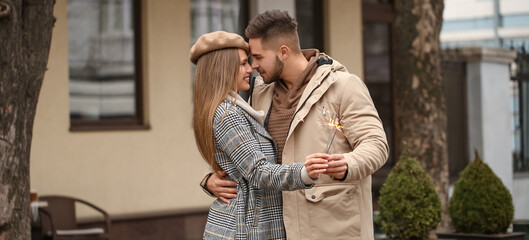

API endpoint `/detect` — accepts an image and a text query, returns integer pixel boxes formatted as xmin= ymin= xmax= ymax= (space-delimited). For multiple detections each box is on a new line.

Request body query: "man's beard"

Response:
xmin=262 ymin=56 xmax=284 ymax=84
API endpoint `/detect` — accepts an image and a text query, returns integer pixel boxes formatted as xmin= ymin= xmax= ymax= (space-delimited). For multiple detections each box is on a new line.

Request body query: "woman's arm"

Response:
xmin=213 ymin=105 xmax=326 ymax=191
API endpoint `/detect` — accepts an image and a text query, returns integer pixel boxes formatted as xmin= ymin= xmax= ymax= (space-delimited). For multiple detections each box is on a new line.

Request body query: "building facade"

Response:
xmin=30 ymin=0 xmax=364 ymax=238
xmin=441 ymin=0 xmax=529 ymax=220
xmin=29 ymin=0 xmax=528 ymax=238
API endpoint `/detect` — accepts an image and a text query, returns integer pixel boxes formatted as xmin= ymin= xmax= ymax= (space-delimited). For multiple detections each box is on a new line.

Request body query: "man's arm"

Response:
xmin=338 ymin=74 xmax=389 ymax=182
xmin=201 ymin=171 xmax=237 ymax=204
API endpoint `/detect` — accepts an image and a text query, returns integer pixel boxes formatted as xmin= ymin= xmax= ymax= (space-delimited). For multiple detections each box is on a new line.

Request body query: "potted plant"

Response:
xmin=437 ymin=149 xmax=524 ymax=240
xmin=376 ymin=149 xmax=442 ymax=240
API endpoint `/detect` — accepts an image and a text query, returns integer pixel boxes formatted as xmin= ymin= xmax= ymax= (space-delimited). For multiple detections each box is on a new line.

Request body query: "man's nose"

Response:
xmin=251 ymin=61 xmax=259 ymax=69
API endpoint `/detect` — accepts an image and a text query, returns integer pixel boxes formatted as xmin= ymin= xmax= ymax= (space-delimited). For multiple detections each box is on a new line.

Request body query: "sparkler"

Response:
xmin=321 ymin=107 xmax=346 ymax=153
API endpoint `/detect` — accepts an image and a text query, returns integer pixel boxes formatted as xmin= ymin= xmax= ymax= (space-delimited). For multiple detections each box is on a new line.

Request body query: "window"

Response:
xmin=190 ymin=0 xmax=247 ymax=43
xmin=518 ymin=80 xmax=529 ymax=172
xmin=512 ymin=46 xmax=529 ymax=172
xmin=296 ymin=0 xmax=324 ymax=51
xmin=443 ymin=58 xmax=468 ymax=182
xmin=67 ymin=0 xmax=144 ymax=130
xmin=442 ymin=17 xmax=495 ymax=32
xmin=503 ymin=14 xmax=529 ymax=28
xmin=362 ymin=0 xmax=394 ymax=206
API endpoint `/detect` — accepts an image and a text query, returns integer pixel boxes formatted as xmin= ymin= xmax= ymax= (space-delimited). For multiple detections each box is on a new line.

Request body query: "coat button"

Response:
xmin=311 ymin=195 xmax=316 ymax=199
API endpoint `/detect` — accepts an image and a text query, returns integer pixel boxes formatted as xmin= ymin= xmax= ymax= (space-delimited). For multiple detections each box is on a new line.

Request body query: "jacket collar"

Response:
xmin=249 ymin=53 xmax=345 ymax=135
xmin=287 ymin=54 xmax=342 ymax=137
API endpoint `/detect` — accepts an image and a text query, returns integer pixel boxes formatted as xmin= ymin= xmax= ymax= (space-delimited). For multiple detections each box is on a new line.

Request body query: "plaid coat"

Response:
xmin=203 ymin=99 xmax=310 ymax=240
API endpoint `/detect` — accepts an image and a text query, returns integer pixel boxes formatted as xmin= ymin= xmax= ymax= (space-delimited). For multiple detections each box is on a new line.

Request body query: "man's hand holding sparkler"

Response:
xmin=305 ymin=153 xmax=348 ymax=180
xmin=325 ymin=154 xmax=348 ymax=180
xmin=318 ymin=111 xmax=348 ymax=180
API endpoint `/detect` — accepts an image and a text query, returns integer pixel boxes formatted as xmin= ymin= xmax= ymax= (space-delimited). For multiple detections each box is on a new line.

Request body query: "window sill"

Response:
xmin=514 ymin=171 xmax=529 ymax=179
xmin=69 ymin=124 xmax=151 ymax=132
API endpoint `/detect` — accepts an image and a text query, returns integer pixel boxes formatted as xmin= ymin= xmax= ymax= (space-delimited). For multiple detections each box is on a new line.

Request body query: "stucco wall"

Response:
xmin=30 ymin=0 xmax=211 ymax=217
xmin=30 ymin=0 xmax=366 ymax=218
xmin=466 ymin=61 xmax=514 ymax=194
xmin=514 ymin=175 xmax=529 ymax=219
xmin=324 ymin=0 xmax=364 ymax=78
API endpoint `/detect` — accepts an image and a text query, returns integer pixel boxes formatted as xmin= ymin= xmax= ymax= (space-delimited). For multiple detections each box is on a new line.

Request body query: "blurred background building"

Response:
xmin=30 ymin=0 xmax=528 ymax=239
xmin=441 ymin=0 xmax=529 ymax=49
xmin=441 ymin=0 xmax=529 ymax=223
xmin=441 ymin=0 xmax=529 ymax=172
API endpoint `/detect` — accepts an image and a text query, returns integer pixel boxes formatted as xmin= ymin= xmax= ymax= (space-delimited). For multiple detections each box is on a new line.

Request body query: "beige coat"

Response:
xmin=251 ymin=54 xmax=389 ymax=240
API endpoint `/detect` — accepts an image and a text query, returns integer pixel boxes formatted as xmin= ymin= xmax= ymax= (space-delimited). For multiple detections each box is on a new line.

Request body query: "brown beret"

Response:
xmin=190 ymin=31 xmax=249 ymax=64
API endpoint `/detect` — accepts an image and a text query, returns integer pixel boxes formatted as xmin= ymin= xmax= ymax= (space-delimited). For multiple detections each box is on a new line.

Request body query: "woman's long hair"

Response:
xmin=193 ymin=48 xmax=239 ymax=171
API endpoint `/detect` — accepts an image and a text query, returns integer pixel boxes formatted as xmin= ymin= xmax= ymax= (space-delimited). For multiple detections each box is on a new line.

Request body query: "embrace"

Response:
xmin=190 ymin=10 xmax=389 ymax=240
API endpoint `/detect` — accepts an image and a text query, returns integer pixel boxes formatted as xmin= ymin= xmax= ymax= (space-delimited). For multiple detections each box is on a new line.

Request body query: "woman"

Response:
xmin=190 ymin=31 xmax=328 ymax=239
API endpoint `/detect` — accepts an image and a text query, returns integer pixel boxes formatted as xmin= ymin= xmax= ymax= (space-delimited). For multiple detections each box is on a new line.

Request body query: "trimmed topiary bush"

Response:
xmin=376 ymin=149 xmax=442 ymax=240
xmin=449 ymin=149 xmax=514 ymax=234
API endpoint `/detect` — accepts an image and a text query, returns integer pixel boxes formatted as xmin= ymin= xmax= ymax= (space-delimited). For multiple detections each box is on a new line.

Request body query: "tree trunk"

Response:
xmin=0 ymin=0 xmax=55 ymax=239
xmin=393 ymin=0 xmax=450 ymax=231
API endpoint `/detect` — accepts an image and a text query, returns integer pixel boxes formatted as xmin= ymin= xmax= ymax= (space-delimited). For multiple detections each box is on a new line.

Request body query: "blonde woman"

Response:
xmin=190 ymin=31 xmax=329 ymax=239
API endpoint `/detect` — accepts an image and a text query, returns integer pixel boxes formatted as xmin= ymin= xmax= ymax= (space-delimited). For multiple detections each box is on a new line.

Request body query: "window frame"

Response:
xmin=69 ymin=0 xmax=147 ymax=131
xmin=362 ymin=1 xmax=395 ymax=164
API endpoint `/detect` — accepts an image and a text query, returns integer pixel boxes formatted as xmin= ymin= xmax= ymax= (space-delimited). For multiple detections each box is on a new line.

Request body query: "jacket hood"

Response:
xmin=316 ymin=52 xmax=347 ymax=74
xmin=248 ymin=52 xmax=348 ymax=108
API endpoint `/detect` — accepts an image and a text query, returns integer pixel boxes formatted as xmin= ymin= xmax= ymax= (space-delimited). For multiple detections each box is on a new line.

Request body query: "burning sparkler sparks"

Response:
xmin=321 ymin=107 xmax=346 ymax=153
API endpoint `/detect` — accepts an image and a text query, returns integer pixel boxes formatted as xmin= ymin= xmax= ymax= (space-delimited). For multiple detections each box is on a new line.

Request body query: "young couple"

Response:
xmin=190 ymin=10 xmax=389 ymax=240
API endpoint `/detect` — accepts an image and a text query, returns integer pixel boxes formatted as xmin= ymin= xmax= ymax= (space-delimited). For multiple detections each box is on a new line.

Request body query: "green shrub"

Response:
xmin=449 ymin=149 xmax=514 ymax=234
xmin=376 ymin=149 xmax=442 ymax=240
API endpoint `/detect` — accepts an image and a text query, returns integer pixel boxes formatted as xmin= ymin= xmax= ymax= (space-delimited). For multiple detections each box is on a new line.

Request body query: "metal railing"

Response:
xmin=511 ymin=45 xmax=529 ymax=172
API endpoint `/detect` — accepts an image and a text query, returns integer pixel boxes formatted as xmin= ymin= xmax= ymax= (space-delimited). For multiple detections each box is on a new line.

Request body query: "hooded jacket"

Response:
xmin=250 ymin=53 xmax=389 ymax=240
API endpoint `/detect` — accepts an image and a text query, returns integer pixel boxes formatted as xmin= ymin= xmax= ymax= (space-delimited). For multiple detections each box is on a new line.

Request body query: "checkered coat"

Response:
xmin=203 ymin=100 xmax=310 ymax=240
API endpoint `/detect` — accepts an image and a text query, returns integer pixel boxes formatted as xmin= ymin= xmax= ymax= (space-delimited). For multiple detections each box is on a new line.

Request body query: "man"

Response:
xmin=201 ymin=10 xmax=389 ymax=240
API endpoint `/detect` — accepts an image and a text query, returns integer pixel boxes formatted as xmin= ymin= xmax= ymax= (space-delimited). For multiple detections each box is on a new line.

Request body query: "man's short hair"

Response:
xmin=245 ymin=10 xmax=301 ymax=53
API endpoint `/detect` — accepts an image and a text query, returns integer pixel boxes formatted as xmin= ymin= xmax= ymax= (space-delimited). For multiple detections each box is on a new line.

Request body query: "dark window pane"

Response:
xmin=512 ymin=47 xmax=529 ymax=172
xmin=443 ymin=60 xmax=468 ymax=182
xmin=296 ymin=0 xmax=324 ymax=51
xmin=364 ymin=23 xmax=391 ymax=84
xmin=67 ymin=0 xmax=142 ymax=127
xmin=517 ymin=80 xmax=529 ymax=171
xmin=363 ymin=22 xmax=393 ymax=162
xmin=363 ymin=21 xmax=394 ymax=206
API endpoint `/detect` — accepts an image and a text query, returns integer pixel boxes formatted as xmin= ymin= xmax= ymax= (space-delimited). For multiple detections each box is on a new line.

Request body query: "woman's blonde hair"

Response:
xmin=193 ymin=48 xmax=239 ymax=171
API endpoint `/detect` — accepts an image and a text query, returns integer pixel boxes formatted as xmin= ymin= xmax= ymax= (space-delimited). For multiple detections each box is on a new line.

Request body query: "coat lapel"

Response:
xmin=241 ymin=111 xmax=275 ymax=142
xmin=288 ymin=65 xmax=338 ymax=138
